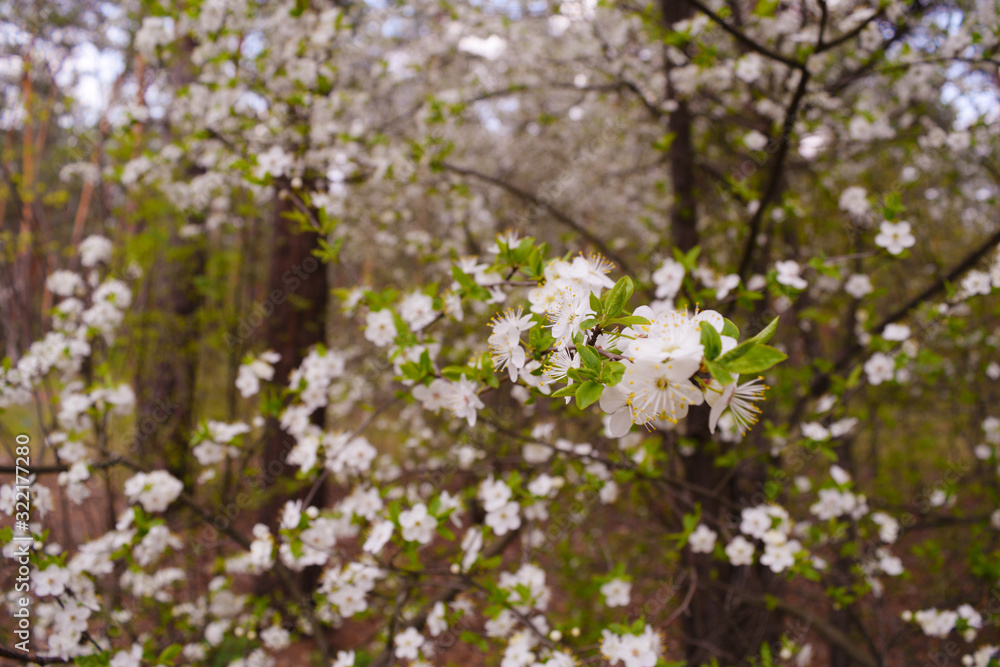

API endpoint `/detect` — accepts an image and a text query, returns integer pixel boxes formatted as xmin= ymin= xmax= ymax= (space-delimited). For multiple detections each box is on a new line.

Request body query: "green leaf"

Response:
xmin=589 ymin=291 xmax=603 ymax=316
xmin=157 ymin=645 xmax=183 ymax=664
xmin=722 ymin=318 xmax=740 ymax=338
xmin=845 ymin=363 xmax=864 ymax=389
xmin=700 ymin=321 xmax=722 ymax=360
xmin=460 ymin=631 xmax=489 ymax=651
xmin=672 ymin=245 xmax=701 ymax=270
xmin=719 ymin=343 xmax=787 ymax=374
xmin=603 ymin=276 xmax=634 ymax=318
xmin=550 ymin=384 xmax=579 ymax=398
xmin=578 ymin=346 xmax=602 ymax=372
xmin=575 ymin=381 xmax=604 ymax=409
xmin=705 ymin=359 xmax=734 ymax=386
xmin=451 ymin=265 xmax=474 ymax=290
xmin=750 ymin=316 xmax=779 ymax=344
xmin=578 ymin=317 xmax=600 ymax=331
xmin=441 ymin=365 xmax=476 ymax=381
xmin=652 ymin=132 xmax=676 ymax=152
xmin=600 ymin=360 xmax=627 ymax=385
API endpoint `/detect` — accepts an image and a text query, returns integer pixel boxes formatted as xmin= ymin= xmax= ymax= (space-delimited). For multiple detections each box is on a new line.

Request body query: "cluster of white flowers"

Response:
xmin=489 ymin=307 xmax=536 ymax=381
xmin=904 ymin=605 xmax=985 ymax=639
xmin=809 ymin=466 xmax=868 ymax=521
xmin=651 ymin=258 xmax=684 ymax=301
xmin=478 ymin=476 xmax=522 ymax=536
xmin=810 ymin=486 xmax=868 ymax=520
xmin=320 ymin=561 xmax=385 ymax=617
xmin=192 ymin=420 xmax=251 ymax=468
xmin=731 ymin=504 xmax=803 ymax=573
xmin=600 ymin=626 xmax=663 ymax=667
xmin=413 ymin=376 xmax=486 ymax=426
xmin=287 ymin=346 xmax=346 ymax=413
xmin=79 ymin=235 xmax=114 ymax=267
xmin=528 ymin=254 xmax=615 ymax=346
xmin=600 ymin=307 xmax=764 ymax=437
xmin=499 ymin=563 xmax=551 ymax=612
xmin=961 ymin=645 xmax=999 ymax=667
xmin=236 ymin=350 xmax=280 ymax=397
xmin=227 ymin=524 xmax=276 ymax=574
xmin=775 ymin=260 xmax=808 ymax=290
xmin=123 ymin=471 xmax=185 ymax=513
xmin=693 ymin=265 xmax=741 ymax=300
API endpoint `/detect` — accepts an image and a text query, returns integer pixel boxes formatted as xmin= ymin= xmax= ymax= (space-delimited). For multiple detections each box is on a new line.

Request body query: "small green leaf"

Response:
xmin=575 ymin=381 xmax=604 ymax=409
xmin=605 ymin=361 xmax=626 ymax=385
xmin=441 ymin=365 xmax=476 ymax=381
xmin=603 ymin=276 xmax=634 ymax=318
xmin=578 ymin=346 xmax=602 ymax=372
xmin=750 ymin=317 xmax=779 ymax=344
xmin=550 ymin=384 xmax=579 ymax=398
xmin=700 ymin=321 xmax=722 ymax=360
xmin=157 ymin=644 xmax=183 ymax=664
xmin=589 ymin=292 xmax=603 ymax=315
xmin=705 ymin=359 xmax=734 ymax=386
xmin=722 ymin=318 xmax=740 ymax=338
xmin=722 ymin=343 xmax=787 ymax=374
xmin=845 ymin=363 xmax=863 ymax=389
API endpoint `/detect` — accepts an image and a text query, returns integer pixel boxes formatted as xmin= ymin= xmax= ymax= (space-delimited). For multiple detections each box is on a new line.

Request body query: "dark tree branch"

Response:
xmin=439 ymin=161 xmax=633 ymax=273
xmin=677 ymin=0 xmax=805 ymax=69
xmin=735 ymin=68 xmax=811 ymax=281
xmin=0 ymin=645 xmax=70 ymax=664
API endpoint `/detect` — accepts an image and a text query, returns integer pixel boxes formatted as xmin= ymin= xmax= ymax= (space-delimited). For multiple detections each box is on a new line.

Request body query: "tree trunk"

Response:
xmin=133 ymin=242 xmax=205 ymax=478
xmin=659 ymin=2 xmax=782 ymax=662
xmin=260 ymin=196 xmax=329 ymax=518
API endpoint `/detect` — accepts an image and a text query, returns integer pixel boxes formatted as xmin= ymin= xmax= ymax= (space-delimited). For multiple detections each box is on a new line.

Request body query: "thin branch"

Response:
xmin=439 ymin=161 xmax=633 ymax=274
xmin=0 ymin=645 xmax=70 ymax=664
xmin=805 ymin=223 xmax=1000 ymax=402
xmin=735 ymin=68 xmax=812 ymax=281
xmin=678 ymin=0 xmax=804 ymax=69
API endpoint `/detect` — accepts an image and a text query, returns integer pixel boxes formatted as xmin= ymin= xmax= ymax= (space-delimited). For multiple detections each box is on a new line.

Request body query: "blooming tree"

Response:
xmin=1 ymin=0 xmax=1000 ymax=665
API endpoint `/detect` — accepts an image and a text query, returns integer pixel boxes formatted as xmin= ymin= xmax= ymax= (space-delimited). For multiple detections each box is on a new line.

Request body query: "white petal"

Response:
xmin=608 ymin=408 xmax=634 ymax=437
xmin=599 ymin=385 xmax=628 ymax=413
xmin=693 ymin=310 xmax=724 ymax=332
